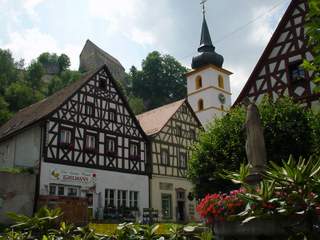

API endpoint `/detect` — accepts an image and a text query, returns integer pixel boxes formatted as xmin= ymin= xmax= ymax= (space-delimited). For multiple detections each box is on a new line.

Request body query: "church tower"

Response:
xmin=187 ymin=2 xmax=232 ymax=126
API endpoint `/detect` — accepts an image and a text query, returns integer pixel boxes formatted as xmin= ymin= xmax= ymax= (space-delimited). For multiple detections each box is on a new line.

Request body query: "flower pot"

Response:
xmin=213 ymin=218 xmax=296 ymax=240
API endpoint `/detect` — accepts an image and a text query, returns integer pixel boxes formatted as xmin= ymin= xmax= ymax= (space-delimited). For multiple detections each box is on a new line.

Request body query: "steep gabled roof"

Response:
xmin=80 ymin=39 xmax=125 ymax=70
xmin=0 ymin=64 xmax=146 ymax=142
xmin=137 ymin=99 xmax=185 ymax=136
xmin=233 ymin=0 xmax=305 ymax=105
xmin=137 ymin=99 xmax=203 ymax=136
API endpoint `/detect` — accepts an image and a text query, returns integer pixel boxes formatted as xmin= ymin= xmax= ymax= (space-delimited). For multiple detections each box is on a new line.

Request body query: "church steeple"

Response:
xmin=198 ymin=16 xmax=214 ymax=52
xmin=191 ymin=2 xmax=224 ymax=69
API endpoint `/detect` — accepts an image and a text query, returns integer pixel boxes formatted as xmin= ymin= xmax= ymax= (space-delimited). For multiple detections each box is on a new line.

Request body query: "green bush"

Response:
xmin=188 ymin=97 xmax=320 ymax=197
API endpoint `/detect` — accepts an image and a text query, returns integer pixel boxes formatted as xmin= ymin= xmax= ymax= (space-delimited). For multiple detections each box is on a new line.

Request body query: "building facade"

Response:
xmin=234 ymin=0 xmax=319 ymax=109
xmin=187 ymin=14 xmax=232 ymax=126
xmin=137 ymin=99 xmax=202 ymax=222
xmin=0 ymin=65 xmax=149 ymax=221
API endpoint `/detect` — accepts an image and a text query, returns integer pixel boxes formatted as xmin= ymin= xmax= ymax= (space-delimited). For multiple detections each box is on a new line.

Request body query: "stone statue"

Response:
xmin=243 ymin=98 xmax=267 ymax=175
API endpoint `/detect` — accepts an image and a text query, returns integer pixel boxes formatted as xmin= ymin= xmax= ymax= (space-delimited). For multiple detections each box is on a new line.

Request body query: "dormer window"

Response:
xmin=129 ymin=142 xmax=139 ymax=160
xmin=195 ymin=75 xmax=202 ymax=89
xmin=59 ymin=127 xmax=73 ymax=147
xmin=85 ymin=133 xmax=97 ymax=152
xmin=99 ymin=79 xmax=106 ymax=89
xmin=160 ymin=149 xmax=169 ymax=166
xmin=176 ymin=125 xmax=182 ymax=137
xmin=109 ymin=108 xmax=117 ymax=122
xmin=190 ymin=129 xmax=196 ymax=140
xmin=106 ymin=136 xmax=117 ymax=155
xmin=289 ymin=61 xmax=305 ymax=83
xmin=86 ymin=103 xmax=95 ymax=117
xmin=179 ymin=152 xmax=187 ymax=169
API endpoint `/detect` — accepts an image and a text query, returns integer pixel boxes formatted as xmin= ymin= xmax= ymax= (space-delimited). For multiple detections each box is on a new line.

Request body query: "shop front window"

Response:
xmin=67 ymin=187 xmax=78 ymax=197
xmin=49 ymin=185 xmax=56 ymax=195
xmin=117 ymin=190 xmax=127 ymax=208
xmin=129 ymin=191 xmax=138 ymax=209
xmin=161 ymin=194 xmax=172 ymax=219
xmin=58 ymin=186 xmax=65 ymax=196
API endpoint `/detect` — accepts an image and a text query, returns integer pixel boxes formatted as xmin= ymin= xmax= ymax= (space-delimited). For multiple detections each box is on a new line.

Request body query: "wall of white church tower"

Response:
xmin=187 ymin=66 xmax=232 ymax=126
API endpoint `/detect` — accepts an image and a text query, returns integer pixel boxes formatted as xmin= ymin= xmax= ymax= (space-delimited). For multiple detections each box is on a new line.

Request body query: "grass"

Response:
xmin=89 ymin=223 xmax=183 ymax=235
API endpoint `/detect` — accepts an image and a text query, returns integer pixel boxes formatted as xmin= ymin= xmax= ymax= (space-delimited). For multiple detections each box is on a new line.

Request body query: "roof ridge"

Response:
xmin=137 ymin=98 xmax=185 ymax=118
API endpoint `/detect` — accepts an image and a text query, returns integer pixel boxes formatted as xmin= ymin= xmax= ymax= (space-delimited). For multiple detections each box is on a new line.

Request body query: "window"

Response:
xmin=198 ymin=99 xmax=204 ymax=111
xmin=105 ymin=189 xmax=116 ymax=207
xmin=195 ymin=75 xmax=202 ymax=89
xmin=161 ymin=194 xmax=172 ymax=219
xmin=85 ymin=133 xmax=97 ymax=152
xmin=176 ymin=125 xmax=182 ymax=137
xmin=177 ymin=191 xmax=185 ymax=201
xmin=218 ymin=75 xmax=224 ymax=89
xmin=49 ymin=185 xmax=56 ymax=195
xmin=129 ymin=142 xmax=139 ymax=159
xmin=117 ymin=190 xmax=127 ymax=208
xmin=59 ymin=127 xmax=73 ymax=146
xmin=86 ymin=103 xmax=95 ymax=117
xmin=289 ymin=62 xmax=305 ymax=82
xmin=99 ymin=79 xmax=106 ymax=89
xmin=129 ymin=191 xmax=138 ymax=208
xmin=160 ymin=149 xmax=169 ymax=166
xmin=106 ymin=137 xmax=117 ymax=155
xmin=48 ymin=184 xmax=78 ymax=197
xmin=109 ymin=108 xmax=117 ymax=122
xmin=67 ymin=187 xmax=78 ymax=197
xmin=190 ymin=129 xmax=196 ymax=140
xmin=58 ymin=186 xmax=65 ymax=196
xmin=179 ymin=152 xmax=187 ymax=169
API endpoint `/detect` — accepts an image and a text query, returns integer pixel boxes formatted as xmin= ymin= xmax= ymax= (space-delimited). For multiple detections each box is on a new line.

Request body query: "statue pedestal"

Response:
xmin=245 ymin=173 xmax=263 ymax=186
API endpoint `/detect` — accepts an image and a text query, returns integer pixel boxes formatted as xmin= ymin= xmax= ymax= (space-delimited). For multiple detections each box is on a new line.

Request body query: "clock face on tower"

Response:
xmin=218 ymin=93 xmax=226 ymax=104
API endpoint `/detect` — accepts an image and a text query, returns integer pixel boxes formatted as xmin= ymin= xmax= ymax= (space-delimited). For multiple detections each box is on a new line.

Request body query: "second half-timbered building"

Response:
xmin=0 ymin=65 xmax=149 ymax=221
xmin=234 ymin=0 xmax=320 ymax=109
xmin=137 ymin=99 xmax=202 ymax=222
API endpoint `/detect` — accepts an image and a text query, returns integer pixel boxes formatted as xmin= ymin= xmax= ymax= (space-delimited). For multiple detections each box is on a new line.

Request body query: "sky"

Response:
xmin=0 ymin=0 xmax=291 ymax=102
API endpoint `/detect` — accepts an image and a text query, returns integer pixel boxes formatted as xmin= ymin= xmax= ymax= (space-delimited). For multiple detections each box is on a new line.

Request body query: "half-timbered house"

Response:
xmin=234 ymin=0 xmax=319 ymax=109
xmin=137 ymin=99 xmax=202 ymax=222
xmin=0 ymin=65 xmax=149 ymax=220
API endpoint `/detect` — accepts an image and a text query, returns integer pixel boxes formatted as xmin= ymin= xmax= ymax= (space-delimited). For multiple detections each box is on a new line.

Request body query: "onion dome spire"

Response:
xmin=191 ymin=2 xmax=224 ymax=69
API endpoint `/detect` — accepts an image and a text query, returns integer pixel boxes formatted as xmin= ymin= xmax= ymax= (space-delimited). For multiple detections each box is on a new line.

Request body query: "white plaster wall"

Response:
xmin=0 ymin=125 xmax=41 ymax=168
xmin=40 ymin=162 xmax=149 ymax=217
xmin=187 ymin=67 xmax=231 ymax=126
xmin=150 ymin=175 xmax=199 ymax=222
xmin=187 ymin=68 xmax=231 ymax=93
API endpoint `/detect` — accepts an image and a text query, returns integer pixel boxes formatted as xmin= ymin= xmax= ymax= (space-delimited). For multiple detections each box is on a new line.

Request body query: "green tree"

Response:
xmin=303 ymin=0 xmax=320 ymax=91
xmin=58 ymin=54 xmax=71 ymax=72
xmin=26 ymin=61 xmax=45 ymax=95
xmin=0 ymin=97 xmax=12 ymax=125
xmin=188 ymin=97 xmax=318 ymax=197
xmin=128 ymin=95 xmax=145 ymax=114
xmin=5 ymin=82 xmax=43 ymax=112
xmin=47 ymin=70 xmax=81 ymax=95
xmin=129 ymin=51 xmax=188 ymax=110
xmin=0 ymin=49 xmax=20 ymax=94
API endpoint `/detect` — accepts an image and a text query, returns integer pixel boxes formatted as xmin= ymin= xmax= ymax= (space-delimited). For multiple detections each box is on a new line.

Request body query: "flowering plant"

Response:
xmin=196 ymin=189 xmax=245 ymax=223
xmin=196 ymin=156 xmax=320 ymax=238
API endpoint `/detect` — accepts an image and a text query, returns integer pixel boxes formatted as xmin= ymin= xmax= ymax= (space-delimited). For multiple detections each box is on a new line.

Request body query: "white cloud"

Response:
xmin=88 ymin=0 xmax=160 ymax=46
xmin=248 ymin=7 xmax=275 ymax=46
xmin=22 ymin=0 xmax=44 ymax=17
xmin=227 ymin=64 xmax=252 ymax=104
xmin=1 ymin=28 xmax=81 ymax=69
